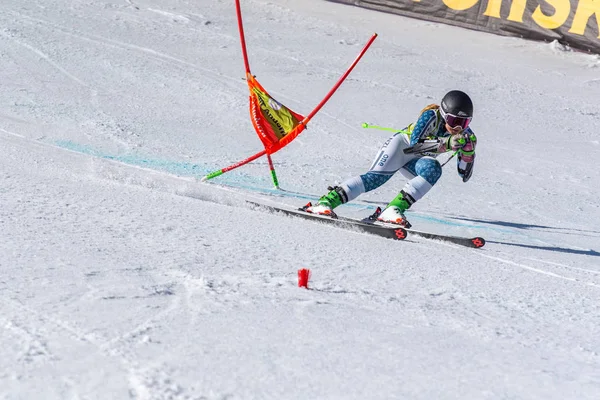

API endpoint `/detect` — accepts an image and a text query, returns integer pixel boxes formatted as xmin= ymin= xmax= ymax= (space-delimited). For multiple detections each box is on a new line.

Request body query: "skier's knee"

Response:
xmin=414 ymin=158 xmax=442 ymax=185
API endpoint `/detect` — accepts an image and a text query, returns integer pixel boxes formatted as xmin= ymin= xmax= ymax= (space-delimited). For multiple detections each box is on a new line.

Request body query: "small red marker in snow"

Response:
xmin=298 ymin=268 xmax=311 ymax=289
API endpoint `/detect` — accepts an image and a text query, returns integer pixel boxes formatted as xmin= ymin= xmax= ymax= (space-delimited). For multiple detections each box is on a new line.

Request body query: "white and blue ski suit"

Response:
xmin=337 ymin=105 xmax=476 ymax=205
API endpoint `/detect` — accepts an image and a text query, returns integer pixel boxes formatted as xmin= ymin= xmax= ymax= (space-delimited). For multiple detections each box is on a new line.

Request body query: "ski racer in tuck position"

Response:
xmin=305 ymin=90 xmax=478 ymax=228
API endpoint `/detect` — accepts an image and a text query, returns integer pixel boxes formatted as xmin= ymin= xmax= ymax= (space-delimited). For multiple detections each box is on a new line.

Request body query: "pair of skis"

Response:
xmin=248 ymin=201 xmax=485 ymax=248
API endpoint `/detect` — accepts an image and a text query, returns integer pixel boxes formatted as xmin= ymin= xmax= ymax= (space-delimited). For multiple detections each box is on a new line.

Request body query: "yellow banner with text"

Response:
xmin=328 ymin=0 xmax=600 ymax=53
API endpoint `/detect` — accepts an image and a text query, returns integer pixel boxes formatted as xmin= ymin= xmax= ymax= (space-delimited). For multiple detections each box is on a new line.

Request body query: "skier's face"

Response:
xmin=440 ymin=108 xmax=472 ymax=131
xmin=445 ymin=123 xmax=464 ymax=134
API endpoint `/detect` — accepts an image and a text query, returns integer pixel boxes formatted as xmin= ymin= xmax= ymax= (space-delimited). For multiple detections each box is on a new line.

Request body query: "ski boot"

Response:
xmin=303 ymin=186 xmax=348 ymax=217
xmin=377 ymin=206 xmax=411 ymax=228
xmin=374 ymin=190 xmax=414 ymax=228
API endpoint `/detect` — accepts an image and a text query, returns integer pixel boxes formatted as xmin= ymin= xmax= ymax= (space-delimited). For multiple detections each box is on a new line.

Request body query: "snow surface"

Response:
xmin=1 ymin=0 xmax=600 ymax=399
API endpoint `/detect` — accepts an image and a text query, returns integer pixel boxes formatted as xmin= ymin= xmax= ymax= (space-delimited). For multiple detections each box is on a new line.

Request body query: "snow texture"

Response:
xmin=1 ymin=0 xmax=600 ymax=399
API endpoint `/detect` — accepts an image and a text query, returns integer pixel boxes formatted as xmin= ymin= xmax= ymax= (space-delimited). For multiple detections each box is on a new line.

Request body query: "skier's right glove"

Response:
xmin=445 ymin=134 xmax=466 ymax=151
xmin=445 ymin=132 xmax=477 ymax=153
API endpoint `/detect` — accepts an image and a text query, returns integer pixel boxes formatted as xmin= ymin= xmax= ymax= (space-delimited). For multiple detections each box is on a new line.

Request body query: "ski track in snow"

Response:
xmin=4 ymin=124 xmax=597 ymax=269
xmin=5 ymin=10 xmax=242 ymax=88
xmin=2 ymin=125 xmax=559 ymax=251
xmin=5 ymin=125 xmax=598 ymax=295
xmin=0 ymin=29 xmax=87 ymax=88
xmin=3 ymin=5 xmax=399 ymax=137
xmin=2 ymin=0 xmax=600 ymax=398
xmin=476 ymin=251 xmax=600 ymax=289
xmin=1 ymin=273 xmax=221 ymax=399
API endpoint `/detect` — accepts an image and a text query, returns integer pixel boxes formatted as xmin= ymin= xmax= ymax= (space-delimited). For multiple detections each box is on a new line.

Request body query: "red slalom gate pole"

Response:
xmin=201 ymin=149 xmax=267 ymax=181
xmin=275 ymin=33 xmax=378 ymax=150
xmin=235 ymin=0 xmax=251 ymax=74
xmin=302 ymin=33 xmax=378 ymax=124
xmin=298 ymin=269 xmax=311 ymax=289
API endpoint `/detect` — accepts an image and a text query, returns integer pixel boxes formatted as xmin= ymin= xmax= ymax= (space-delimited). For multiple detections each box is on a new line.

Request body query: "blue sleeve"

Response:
xmin=409 ymin=109 xmax=438 ymax=146
xmin=464 ymin=127 xmax=475 ymax=136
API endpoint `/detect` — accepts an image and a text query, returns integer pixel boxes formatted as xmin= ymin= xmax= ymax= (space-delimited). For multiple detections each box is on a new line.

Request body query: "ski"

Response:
xmin=403 ymin=229 xmax=484 ymax=248
xmin=247 ymin=201 xmax=408 ymax=241
xmin=248 ymin=201 xmax=485 ymax=248
xmin=358 ymin=207 xmax=486 ymax=248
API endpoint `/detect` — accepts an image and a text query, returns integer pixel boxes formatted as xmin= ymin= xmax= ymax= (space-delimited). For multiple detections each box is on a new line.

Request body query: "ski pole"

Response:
xmin=440 ymin=151 xmax=458 ymax=167
xmin=363 ymin=122 xmax=458 ymax=166
xmin=361 ymin=122 xmax=409 ymax=134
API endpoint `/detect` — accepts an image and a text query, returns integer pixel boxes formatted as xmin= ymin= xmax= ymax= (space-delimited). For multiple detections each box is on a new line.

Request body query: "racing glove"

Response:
xmin=456 ymin=133 xmax=476 ymax=182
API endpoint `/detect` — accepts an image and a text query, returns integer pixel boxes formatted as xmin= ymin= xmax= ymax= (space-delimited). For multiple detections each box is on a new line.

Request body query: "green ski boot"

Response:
xmin=377 ymin=190 xmax=414 ymax=227
xmin=305 ymin=186 xmax=348 ymax=216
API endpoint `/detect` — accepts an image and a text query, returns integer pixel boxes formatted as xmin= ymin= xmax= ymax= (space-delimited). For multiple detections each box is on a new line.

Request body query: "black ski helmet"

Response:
xmin=440 ymin=90 xmax=473 ymax=118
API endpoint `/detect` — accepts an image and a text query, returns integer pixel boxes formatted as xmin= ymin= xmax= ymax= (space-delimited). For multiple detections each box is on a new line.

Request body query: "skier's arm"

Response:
xmin=456 ymin=129 xmax=477 ymax=182
xmin=409 ymin=109 xmax=441 ymax=146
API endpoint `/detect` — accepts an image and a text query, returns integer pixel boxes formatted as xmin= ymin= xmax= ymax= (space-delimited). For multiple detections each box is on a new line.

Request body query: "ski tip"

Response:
xmin=394 ymin=228 xmax=408 ymax=240
xmin=470 ymin=237 xmax=486 ymax=248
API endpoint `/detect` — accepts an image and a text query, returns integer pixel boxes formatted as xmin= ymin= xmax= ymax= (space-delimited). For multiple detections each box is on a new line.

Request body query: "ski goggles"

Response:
xmin=440 ymin=108 xmax=472 ymax=130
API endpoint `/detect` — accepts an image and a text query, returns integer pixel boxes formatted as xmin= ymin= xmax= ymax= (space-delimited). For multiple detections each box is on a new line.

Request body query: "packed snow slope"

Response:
xmin=1 ymin=0 xmax=600 ymax=399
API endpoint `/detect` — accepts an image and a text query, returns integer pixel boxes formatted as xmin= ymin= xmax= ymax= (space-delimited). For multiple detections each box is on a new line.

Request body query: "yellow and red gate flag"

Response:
xmin=247 ymin=74 xmax=305 ymax=154
xmin=200 ymin=0 xmax=378 ymax=184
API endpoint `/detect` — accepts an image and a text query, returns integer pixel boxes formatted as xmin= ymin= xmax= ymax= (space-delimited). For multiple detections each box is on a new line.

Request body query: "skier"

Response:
xmin=305 ymin=90 xmax=477 ymax=227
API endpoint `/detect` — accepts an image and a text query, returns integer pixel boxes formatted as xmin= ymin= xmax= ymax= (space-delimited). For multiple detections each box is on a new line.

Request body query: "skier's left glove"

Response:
xmin=456 ymin=133 xmax=477 ymax=182
xmin=443 ymin=132 xmax=475 ymax=151
xmin=458 ymin=133 xmax=476 ymax=162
